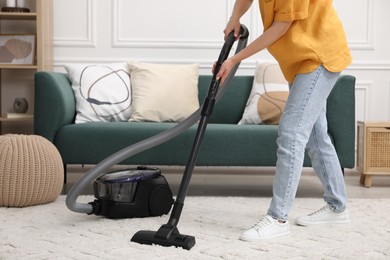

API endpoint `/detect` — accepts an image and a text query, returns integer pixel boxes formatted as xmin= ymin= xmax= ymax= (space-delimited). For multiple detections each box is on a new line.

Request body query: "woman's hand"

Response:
xmin=214 ymin=58 xmax=238 ymax=86
xmin=223 ymin=19 xmax=241 ymax=40
xmin=223 ymin=0 xmax=254 ymax=40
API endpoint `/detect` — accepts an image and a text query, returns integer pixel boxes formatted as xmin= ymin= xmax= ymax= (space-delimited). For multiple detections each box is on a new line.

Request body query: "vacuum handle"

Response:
xmin=202 ymin=24 xmax=248 ymax=117
xmin=216 ymin=25 xmax=249 ymax=67
xmin=214 ymin=25 xmax=249 ymax=73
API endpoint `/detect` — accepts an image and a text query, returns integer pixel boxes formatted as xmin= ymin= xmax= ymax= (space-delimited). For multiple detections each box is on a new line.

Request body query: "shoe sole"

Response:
xmin=296 ymin=218 xmax=350 ymax=227
xmin=239 ymin=231 xmax=291 ymax=241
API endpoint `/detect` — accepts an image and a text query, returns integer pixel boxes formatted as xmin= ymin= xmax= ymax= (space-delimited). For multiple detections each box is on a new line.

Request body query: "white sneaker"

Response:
xmin=296 ymin=205 xmax=350 ymax=226
xmin=239 ymin=215 xmax=290 ymax=241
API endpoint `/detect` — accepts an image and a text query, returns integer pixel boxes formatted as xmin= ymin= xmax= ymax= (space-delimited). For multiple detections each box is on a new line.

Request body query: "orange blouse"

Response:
xmin=258 ymin=0 xmax=352 ymax=82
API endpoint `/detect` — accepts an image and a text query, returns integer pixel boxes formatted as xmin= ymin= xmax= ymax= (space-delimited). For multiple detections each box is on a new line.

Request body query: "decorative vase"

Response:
xmin=13 ymin=97 xmax=28 ymax=113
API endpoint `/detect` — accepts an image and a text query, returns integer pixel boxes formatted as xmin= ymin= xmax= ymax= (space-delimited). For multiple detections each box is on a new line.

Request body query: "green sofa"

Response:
xmin=34 ymin=72 xmax=356 ymax=177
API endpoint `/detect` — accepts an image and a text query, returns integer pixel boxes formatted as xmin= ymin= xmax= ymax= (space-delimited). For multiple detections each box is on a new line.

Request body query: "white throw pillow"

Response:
xmin=127 ymin=62 xmax=200 ymax=122
xmin=238 ymin=61 xmax=289 ymax=125
xmin=65 ymin=63 xmax=132 ymax=124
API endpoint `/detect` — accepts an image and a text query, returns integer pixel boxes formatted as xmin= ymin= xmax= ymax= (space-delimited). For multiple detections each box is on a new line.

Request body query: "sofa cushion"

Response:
xmin=198 ymin=75 xmax=253 ymax=124
xmin=54 ymin=122 xmax=310 ymax=166
xmin=239 ymin=61 xmax=289 ymax=125
xmin=127 ymin=62 xmax=200 ymax=122
xmin=65 ymin=63 xmax=132 ymax=124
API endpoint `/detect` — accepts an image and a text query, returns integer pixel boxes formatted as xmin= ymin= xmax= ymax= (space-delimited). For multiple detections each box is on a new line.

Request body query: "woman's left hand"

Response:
xmin=215 ymin=58 xmax=237 ymax=86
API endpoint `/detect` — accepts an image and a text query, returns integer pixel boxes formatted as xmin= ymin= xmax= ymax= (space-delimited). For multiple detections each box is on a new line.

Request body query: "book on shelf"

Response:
xmin=2 ymin=113 xmax=34 ymax=119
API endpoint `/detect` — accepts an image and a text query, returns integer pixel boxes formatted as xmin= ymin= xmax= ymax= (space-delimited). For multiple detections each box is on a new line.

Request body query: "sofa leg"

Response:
xmin=63 ymin=164 xmax=67 ymax=184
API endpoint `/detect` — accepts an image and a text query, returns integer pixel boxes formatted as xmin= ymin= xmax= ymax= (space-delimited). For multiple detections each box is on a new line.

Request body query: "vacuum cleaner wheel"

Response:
xmin=149 ymin=184 xmax=174 ymax=216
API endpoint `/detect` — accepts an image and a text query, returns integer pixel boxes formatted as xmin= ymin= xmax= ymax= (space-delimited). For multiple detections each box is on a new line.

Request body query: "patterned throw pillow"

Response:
xmin=65 ymin=63 xmax=132 ymax=123
xmin=238 ymin=62 xmax=289 ymax=125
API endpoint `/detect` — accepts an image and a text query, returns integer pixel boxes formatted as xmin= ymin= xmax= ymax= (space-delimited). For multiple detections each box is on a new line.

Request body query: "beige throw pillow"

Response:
xmin=128 ymin=62 xmax=200 ymax=122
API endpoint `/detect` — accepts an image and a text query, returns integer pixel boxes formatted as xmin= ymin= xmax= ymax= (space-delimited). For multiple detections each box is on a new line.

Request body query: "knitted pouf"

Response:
xmin=0 ymin=134 xmax=64 ymax=207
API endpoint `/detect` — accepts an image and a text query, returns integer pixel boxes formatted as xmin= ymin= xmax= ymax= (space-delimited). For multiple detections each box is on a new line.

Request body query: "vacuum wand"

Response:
xmin=131 ymin=24 xmax=249 ymax=250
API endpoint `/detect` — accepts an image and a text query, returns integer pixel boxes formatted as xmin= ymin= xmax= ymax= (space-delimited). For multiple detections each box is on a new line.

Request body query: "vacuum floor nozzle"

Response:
xmin=131 ymin=224 xmax=196 ymax=250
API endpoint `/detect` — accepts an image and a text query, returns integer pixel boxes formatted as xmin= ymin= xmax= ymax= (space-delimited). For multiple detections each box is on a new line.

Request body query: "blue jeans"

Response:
xmin=267 ymin=65 xmax=348 ymax=221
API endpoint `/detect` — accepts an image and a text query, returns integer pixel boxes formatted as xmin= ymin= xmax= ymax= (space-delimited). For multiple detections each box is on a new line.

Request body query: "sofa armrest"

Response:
xmin=34 ymin=72 xmax=76 ymax=142
xmin=326 ymin=74 xmax=356 ymax=168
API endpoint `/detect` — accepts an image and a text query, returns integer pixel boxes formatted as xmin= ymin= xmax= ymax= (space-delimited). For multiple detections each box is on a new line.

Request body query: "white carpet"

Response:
xmin=0 ymin=196 xmax=389 ymax=259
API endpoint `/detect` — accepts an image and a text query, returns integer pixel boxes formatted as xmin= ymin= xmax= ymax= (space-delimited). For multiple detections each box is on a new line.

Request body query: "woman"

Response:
xmin=216 ymin=0 xmax=352 ymax=241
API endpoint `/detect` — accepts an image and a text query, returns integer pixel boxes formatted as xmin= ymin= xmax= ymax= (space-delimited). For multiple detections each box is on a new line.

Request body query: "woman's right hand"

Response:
xmin=223 ymin=18 xmax=241 ymax=40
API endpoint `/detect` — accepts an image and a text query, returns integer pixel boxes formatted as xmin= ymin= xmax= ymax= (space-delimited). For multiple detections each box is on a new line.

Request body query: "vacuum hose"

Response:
xmin=66 ymin=25 xmax=249 ymax=214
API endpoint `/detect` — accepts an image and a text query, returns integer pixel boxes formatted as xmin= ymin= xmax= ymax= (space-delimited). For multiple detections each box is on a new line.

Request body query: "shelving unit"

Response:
xmin=357 ymin=121 xmax=390 ymax=187
xmin=0 ymin=0 xmax=53 ymax=133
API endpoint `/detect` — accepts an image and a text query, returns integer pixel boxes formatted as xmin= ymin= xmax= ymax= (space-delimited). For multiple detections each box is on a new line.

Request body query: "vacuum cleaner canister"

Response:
xmin=90 ymin=166 xmax=174 ymax=219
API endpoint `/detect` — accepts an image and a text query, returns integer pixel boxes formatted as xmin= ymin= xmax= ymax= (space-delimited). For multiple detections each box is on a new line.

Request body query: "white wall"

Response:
xmin=1 ymin=0 xmax=388 ymax=134
xmin=53 ymin=0 xmax=266 ymax=71
xmin=52 ymin=0 xmax=390 ymax=123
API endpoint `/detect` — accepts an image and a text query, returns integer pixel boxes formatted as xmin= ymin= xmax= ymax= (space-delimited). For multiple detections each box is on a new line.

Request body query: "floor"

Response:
xmin=62 ymin=165 xmax=390 ymax=199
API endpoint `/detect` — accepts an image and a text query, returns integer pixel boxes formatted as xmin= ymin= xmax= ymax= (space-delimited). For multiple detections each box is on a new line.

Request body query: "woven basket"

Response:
xmin=0 ymin=134 xmax=64 ymax=207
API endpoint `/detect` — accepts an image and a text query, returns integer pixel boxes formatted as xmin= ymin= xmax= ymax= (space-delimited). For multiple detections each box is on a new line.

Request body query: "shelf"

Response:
xmin=0 ymin=117 xmax=34 ymax=122
xmin=0 ymin=12 xmax=38 ymax=71
xmin=0 ymin=64 xmax=38 ymax=70
xmin=0 ymin=0 xmax=52 ymax=135
xmin=0 ymin=12 xmax=37 ymax=20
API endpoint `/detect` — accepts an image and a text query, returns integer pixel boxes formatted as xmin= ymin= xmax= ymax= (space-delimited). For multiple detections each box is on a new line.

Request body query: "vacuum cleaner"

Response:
xmin=92 ymin=166 xmax=174 ymax=218
xmin=66 ymin=24 xmax=249 ymax=250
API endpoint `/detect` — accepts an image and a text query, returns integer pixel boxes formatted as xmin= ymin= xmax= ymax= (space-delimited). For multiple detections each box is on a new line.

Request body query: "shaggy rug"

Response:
xmin=0 ymin=196 xmax=389 ymax=259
